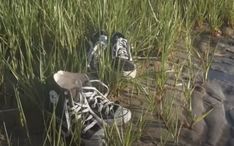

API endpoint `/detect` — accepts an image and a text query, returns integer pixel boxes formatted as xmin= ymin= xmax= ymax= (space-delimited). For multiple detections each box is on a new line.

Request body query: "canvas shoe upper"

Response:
xmin=81 ymin=79 xmax=132 ymax=125
xmin=46 ymin=71 xmax=105 ymax=146
xmin=111 ymin=32 xmax=136 ymax=78
xmin=52 ymin=70 xmax=132 ymax=126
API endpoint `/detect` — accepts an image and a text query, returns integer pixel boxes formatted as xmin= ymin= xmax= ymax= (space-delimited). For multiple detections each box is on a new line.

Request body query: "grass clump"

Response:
xmin=0 ymin=0 xmax=232 ymax=145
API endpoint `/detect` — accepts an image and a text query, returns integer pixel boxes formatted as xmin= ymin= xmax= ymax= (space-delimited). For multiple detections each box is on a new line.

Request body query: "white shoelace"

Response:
xmin=82 ymin=87 xmax=114 ymax=116
xmin=113 ymin=38 xmax=132 ymax=61
xmin=89 ymin=80 xmax=109 ymax=97
xmin=81 ymin=80 xmax=117 ymax=117
xmin=68 ymin=101 xmax=99 ymax=133
xmin=67 ymin=80 xmax=111 ymax=133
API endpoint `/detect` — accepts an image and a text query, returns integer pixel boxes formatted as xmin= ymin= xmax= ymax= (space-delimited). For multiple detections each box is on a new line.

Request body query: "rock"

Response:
xmin=227 ymin=138 xmax=234 ymax=146
xmin=182 ymin=80 xmax=229 ymax=146
xmin=228 ymin=108 xmax=234 ymax=124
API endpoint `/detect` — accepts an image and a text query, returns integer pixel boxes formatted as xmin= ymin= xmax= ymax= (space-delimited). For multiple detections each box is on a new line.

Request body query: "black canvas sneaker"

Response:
xmin=46 ymin=71 xmax=104 ymax=146
xmin=52 ymin=71 xmax=132 ymax=125
xmin=81 ymin=79 xmax=132 ymax=125
xmin=111 ymin=32 xmax=136 ymax=78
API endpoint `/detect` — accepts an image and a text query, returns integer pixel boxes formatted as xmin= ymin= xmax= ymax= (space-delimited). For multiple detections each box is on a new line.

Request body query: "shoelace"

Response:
xmin=67 ymin=84 xmax=109 ymax=133
xmin=68 ymin=101 xmax=99 ymax=133
xmin=82 ymin=87 xmax=115 ymax=116
xmin=114 ymin=38 xmax=132 ymax=61
xmin=87 ymin=35 xmax=108 ymax=68
xmin=81 ymin=80 xmax=117 ymax=118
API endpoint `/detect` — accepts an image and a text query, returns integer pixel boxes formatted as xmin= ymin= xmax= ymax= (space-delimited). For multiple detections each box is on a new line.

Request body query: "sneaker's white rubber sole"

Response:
xmin=123 ymin=69 xmax=137 ymax=78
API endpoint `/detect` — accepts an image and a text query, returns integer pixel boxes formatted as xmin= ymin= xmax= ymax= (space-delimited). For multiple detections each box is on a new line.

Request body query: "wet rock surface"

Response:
xmin=118 ymin=31 xmax=234 ymax=146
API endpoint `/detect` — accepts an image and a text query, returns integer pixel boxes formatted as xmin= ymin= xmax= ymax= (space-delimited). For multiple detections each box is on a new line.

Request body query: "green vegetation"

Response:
xmin=0 ymin=0 xmax=234 ymax=145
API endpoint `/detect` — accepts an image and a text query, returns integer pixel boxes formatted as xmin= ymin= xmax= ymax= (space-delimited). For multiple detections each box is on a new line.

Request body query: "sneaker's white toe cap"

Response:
xmin=105 ymin=107 xmax=131 ymax=125
xmin=123 ymin=69 xmax=137 ymax=78
xmin=116 ymin=107 xmax=131 ymax=124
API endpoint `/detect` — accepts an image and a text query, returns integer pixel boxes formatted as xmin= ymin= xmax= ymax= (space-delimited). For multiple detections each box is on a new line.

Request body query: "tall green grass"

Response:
xmin=0 ymin=0 xmax=233 ymax=145
xmin=223 ymin=0 xmax=234 ymax=27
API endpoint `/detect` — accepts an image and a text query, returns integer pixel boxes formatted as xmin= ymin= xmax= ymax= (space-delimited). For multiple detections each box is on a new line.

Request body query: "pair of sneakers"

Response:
xmin=47 ymin=70 xmax=131 ymax=145
xmin=87 ymin=31 xmax=136 ymax=78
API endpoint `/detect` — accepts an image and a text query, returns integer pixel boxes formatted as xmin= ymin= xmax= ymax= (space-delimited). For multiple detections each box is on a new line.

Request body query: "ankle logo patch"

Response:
xmin=49 ymin=90 xmax=59 ymax=104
